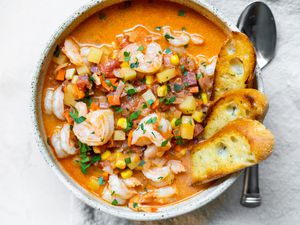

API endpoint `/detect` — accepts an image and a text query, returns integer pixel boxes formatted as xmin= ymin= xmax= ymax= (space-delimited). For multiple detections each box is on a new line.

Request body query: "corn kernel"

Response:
xmin=170 ymin=54 xmax=180 ymax=66
xmin=117 ymin=118 xmax=127 ymax=129
xmin=201 ymin=93 xmax=208 ymax=104
xmin=101 ymin=151 xmax=111 ymax=161
xmin=87 ymin=177 xmax=99 ymax=191
xmin=145 ymin=75 xmax=154 ymax=85
xmin=120 ymin=169 xmax=133 ymax=179
xmin=65 ymin=68 xmax=76 ymax=80
xmin=157 ymin=85 xmax=168 ymax=97
xmin=127 ymin=154 xmax=141 ymax=170
xmin=116 ymin=152 xmax=123 ymax=159
xmin=121 ymin=62 xmax=129 ymax=68
xmin=115 ymin=159 xmax=126 ymax=169
xmin=192 ymin=110 xmax=204 ymax=123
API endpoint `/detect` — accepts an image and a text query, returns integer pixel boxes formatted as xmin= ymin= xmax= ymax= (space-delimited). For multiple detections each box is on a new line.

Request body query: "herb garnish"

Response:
xmin=178 ymin=9 xmax=186 ymax=17
xmin=125 ymin=157 xmax=132 ymax=164
xmin=165 ymin=48 xmax=172 ymax=54
xmin=161 ymin=138 xmax=170 ymax=147
xmin=174 ymin=84 xmax=183 ymax=92
xmin=127 ymin=88 xmax=137 ymax=96
xmin=81 ymin=96 xmax=93 ymax=107
xmin=138 ymin=160 xmax=146 ymax=167
xmin=69 ymin=108 xmax=86 ymax=124
xmin=142 ymin=103 xmax=147 ymax=109
xmin=174 ymin=136 xmax=184 ymax=145
xmin=164 ymin=34 xmax=175 ymax=41
xmin=147 ymin=99 xmax=154 ymax=106
xmin=180 ymin=65 xmax=185 ymax=72
xmin=196 ymin=72 xmax=203 ymax=79
xmin=155 ymin=26 xmax=162 ymax=31
xmin=112 ymin=199 xmax=118 ymax=206
xmin=111 ymin=106 xmax=123 ymax=113
xmin=105 ymin=79 xmax=117 ymax=90
xmin=146 ymin=117 xmax=157 ymax=124
xmin=137 ymin=45 xmax=144 ymax=51
xmin=175 ymin=118 xmax=182 ymax=126
xmin=130 ymin=60 xmax=139 ymax=69
xmin=133 ymin=202 xmax=138 ymax=208
xmin=124 ymin=51 xmax=131 ymax=62
xmin=98 ymin=177 xmax=106 ymax=185
xmin=164 ymin=96 xmax=176 ymax=104
xmin=157 ymin=176 xmax=164 ymax=180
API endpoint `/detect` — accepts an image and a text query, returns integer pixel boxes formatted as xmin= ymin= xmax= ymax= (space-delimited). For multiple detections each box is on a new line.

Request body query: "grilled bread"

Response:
xmin=212 ymin=32 xmax=256 ymax=99
xmin=203 ymin=89 xmax=268 ymax=139
xmin=191 ymin=119 xmax=274 ymax=184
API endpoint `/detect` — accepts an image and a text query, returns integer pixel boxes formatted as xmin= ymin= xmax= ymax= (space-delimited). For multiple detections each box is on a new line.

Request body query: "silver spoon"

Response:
xmin=237 ymin=1 xmax=277 ymax=207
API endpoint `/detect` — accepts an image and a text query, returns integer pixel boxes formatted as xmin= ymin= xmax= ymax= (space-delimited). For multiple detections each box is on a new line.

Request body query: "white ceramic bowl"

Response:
xmin=31 ymin=0 xmax=263 ymax=221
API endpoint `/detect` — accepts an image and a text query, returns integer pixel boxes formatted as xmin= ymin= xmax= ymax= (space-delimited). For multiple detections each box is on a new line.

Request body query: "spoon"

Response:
xmin=237 ymin=1 xmax=277 ymax=207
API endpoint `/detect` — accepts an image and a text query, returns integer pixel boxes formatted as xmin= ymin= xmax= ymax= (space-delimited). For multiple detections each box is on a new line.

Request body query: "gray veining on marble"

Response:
xmin=0 ymin=0 xmax=299 ymax=224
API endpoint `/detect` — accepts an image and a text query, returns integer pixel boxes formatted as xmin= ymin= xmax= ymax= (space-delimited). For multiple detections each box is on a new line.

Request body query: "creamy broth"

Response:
xmin=42 ymin=0 xmax=227 ymax=211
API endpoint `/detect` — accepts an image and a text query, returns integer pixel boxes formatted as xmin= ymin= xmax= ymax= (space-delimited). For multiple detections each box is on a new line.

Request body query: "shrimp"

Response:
xmin=51 ymin=124 xmax=77 ymax=158
xmin=120 ymin=42 xmax=162 ymax=73
xmin=162 ymin=26 xmax=190 ymax=47
xmin=73 ymin=109 xmax=114 ymax=146
xmin=189 ymin=33 xmax=204 ymax=45
xmin=108 ymin=174 xmax=136 ymax=199
xmin=74 ymin=102 xmax=88 ymax=117
xmin=102 ymin=187 xmax=127 ymax=205
xmin=62 ymin=37 xmax=84 ymax=66
xmin=131 ymin=113 xmax=172 ymax=150
xmin=142 ymin=166 xmax=173 ymax=185
xmin=166 ymin=160 xmax=186 ymax=174
xmin=122 ymin=177 xmax=142 ymax=188
xmin=44 ymin=86 xmax=65 ymax=120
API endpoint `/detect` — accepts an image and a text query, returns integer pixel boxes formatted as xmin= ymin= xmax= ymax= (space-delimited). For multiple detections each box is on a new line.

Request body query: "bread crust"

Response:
xmin=191 ymin=119 xmax=274 ymax=184
xmin=212 ymin=32 xmax=256 ymax=99
xmin=203 ymin=89 xmax=268 ymax=139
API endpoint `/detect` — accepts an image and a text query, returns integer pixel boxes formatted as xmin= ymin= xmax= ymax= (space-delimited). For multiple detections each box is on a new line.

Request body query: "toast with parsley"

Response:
xmin=212 ymin=32 xmax=256 ymax=99
xmin=191 ymin=119 xmax=274 ymax=184
xmin=203 ymin=89 xmax=268 ymax=139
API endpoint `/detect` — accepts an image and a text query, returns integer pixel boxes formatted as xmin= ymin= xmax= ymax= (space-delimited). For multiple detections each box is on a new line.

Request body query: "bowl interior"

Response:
xmin=31 ymin=0 xmax=263 ymax=221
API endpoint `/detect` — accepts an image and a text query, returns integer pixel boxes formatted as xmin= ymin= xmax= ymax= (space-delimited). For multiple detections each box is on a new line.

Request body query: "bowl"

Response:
xmin=31 ymin=0 xmax=263 ymax=221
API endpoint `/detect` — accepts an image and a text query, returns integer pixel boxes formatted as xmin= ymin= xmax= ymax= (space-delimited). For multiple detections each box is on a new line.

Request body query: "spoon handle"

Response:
xmin=240 ymin=165 xmax=261 ymax=207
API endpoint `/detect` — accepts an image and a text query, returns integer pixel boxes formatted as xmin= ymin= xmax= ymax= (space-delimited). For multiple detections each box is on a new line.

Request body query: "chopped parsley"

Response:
xmin=161 ymin=138 xmax=170 ymax=147
xmin=175 ymin=136 xmax=184 ymax=145
xmin=137 ymin=45 xmax=144 ymax=51
xmin=105 ymin=79 xmax=117 ymax=90
xmin=155 ymin=26 xmax=162 ymax=31
xmin=142 ymin=103 xmax=148 ymax=109
xmin=178 ymin=9 xmax=186 ymax=17
xmin=130 ymin=61 xmax=139 ymax=69
xmin=175 ymin=118 xmax=182 ymax=126
xmin=123 ymin=51 xmax=131 ymax=62
xmin=180 ymin=65 xmax=185 ymax=72
xmin=164 ymin=34 xmax=175 ymax=41
xmin=147 ymin=99 xmax=154 ymax=106
xmin=81 ymin=96 xmax=93 ymax=107
xmin=138 ymin=160 xmax=146 ymax=167
xmin=174 ymin=84 xmax=183 ymax=92
xmin=111 ymin=106 xmax=123 ymax=113
xmin=146 ymin=117 xmax=157 ymax=124
xmin=157 ymin=176 xmax=164 ymax=180
xmin=127 ymin=88 xmax=137 ymax=96
xmin=165 ymin=48 xmax=172 ymax=54
xmin=164 ymin=96 xmax=176 ymax=105
xmin=129 ymin=110 xmax=141 ymax=121
xmin=133 ymin=202 xmax=138 ymax=208
xmin=197 ymin=72 xmax=203 ymax=79
xmin=53 ymin=45 xmax=60 ymax=57
xmin=140 ymin=123 xmax=146 ymax=134
xmin=112 ymin=199 xmax=118 ymax=206
xmin=98 ymin=177 xmax=105 ymax=185
xmin=125 ymin=157 xmax=132 ymax=164
xmin=183 ymin=82 xmax=189 ymax=87
xmin=69 ymin=108 xmax=86 ymax=124
xmin=78 ymin=141 xmax=92 ymax=174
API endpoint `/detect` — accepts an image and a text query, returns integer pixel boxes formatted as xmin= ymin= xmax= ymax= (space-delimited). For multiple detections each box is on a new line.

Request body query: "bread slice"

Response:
xmin=191 ymin=119 xmax=274 ymax=184
xmin=212 ymin=32 xmax=256 ymax=99
xmin=203 ymin=89 xmax=268 ymax=139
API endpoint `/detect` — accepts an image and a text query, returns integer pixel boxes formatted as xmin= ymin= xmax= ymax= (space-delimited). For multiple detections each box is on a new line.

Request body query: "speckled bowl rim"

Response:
xmin=31 ymin=0 xmax=263 ymax=221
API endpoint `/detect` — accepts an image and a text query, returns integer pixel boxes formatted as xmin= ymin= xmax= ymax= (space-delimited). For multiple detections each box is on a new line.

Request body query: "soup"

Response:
xmin=42 ymin=0 xmax=228 ymax=212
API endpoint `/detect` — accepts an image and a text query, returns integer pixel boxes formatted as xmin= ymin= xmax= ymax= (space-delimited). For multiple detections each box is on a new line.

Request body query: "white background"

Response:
xmin=0 ymin=0 xmax=299 ymax=224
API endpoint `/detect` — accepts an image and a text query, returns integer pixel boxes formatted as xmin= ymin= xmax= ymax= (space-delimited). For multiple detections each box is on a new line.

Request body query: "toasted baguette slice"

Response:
xmin=213 ymin=32 xmax=256 ymax=99
xmin=203 ymin=89 xmax=268 ymax=139
xmin=191 ymin=119 xmax=274 ymax=184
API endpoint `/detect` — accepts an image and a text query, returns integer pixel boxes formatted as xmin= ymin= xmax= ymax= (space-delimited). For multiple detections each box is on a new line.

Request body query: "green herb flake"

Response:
xmin=175 ymin=118 xmax=182 ymax=126
xmin=165 ymin=96 xmax=176 ymax=105
xmin=124 ymin=51 xmax=131 ymax=62
xmin=69 ymin=108 xmax=86 ymax=124
xmin=146 ymin=117 xmax=157 ymax=125
xmin=112 ymin=199 xmax=118 ymax=206
xmin=174 ymin=84 xmax=182 ymax=92
xmin=133 ymin=202 xmax=138 ymax=208
xmin=142 ymin=103 xmax=148 ymax=109
xmin=127 ymin=88 xmax=137 ymax=96
xmin=165 ymin=48 xmax=172 ymax=54
xmin=157 ymin=176 xmax=164 ymax=180
xmin=161 ymin=138 xmax=170 ymax=147
xmin=91 ymin=155 xmax=101 ymax=163
xmin=147 ymin=99 xmax=154 ymax=106
xmin=175 ymin=136 xmax=184 ymax=145
xmin=81 ymin=96 xmax=93 ymax=107
xmin=130 ymin=61 xmax=139 ymax=69
xmin=180 ymin=65 xmax=185 ymax=72
xmin=53 ymin=45 xmax=60 ymax=57
xmin=137 ymin=45 xmax=144 ymax=51
xmin=155 ymin=26 xmax=162 ymax=31
xmin=111 ymin=191 xmax=115 ymax=196
xmin=138 ymin=160 xmax=146 ymax=167
xmin=111 ymin=106 xmax=123 ymax=113
xmin=98 ymin=177 xmax=106 ymax=185
xmin=196 ymin=73 xmax=203 ymax=79
xmin=164 ymin=34 xmax=175 ymax=41
xmin=129 ymin=110 xmax=141 ymax=122
xmin=178 ymin=9 xmax=186 ymax=17
xmin=183 ymin=71 xmax=188 ymax=76
xmin=125 ymin=157 xmax=132 ymax=164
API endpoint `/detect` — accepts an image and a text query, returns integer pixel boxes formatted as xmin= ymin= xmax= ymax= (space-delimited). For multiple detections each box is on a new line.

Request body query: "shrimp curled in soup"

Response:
xmin=73 ymin=109 xmax=114 ymax=146
xmin=120 ymin=42 xmax=162 ymax=73
xmin=44 ymin=85 xmax=65 ymax=121
xmin=51 ymin=124 xmax=77 ymax=158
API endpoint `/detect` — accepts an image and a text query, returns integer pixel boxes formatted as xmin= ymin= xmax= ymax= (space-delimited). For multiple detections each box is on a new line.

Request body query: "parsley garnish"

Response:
xmin=183 ymin=71 xmax=188 ymax=76
xmin=69 ymin=108 xmax=86 ymax=124
xmin=105 ymin=79 xmax=117 ymax=90
xmin=111 ymin=106 xmax=123 ymax=113
xmin=98 ymin=177 xmax=105 ymax=185
xmin=129 ymin=110 xmax=141 ymax=121
xmin=81 ymin=96 xmax=93 ymax=107
xmin=165 ymin=96 xmax=176 ymax=104
xmin=164 ymin=34 xmax=175 ymax=41
xmin=161 ymin=138 xmax=170 ymax=147
xmin=174 ymin=84 xmax=182 ymax=92
xmin=138 ymin=160 xmax=146 ymax=167
xmin=165 ymin=48 xmax=172 ymax=54
xmin=140 ymin=123 xmax=146 ymax=134
xmin=175 ymin=118 xmax=182 ymax=126
xmin=123 ymin=51 xmax=130 ymax=62
xmin=155 ymin=26 xmax=162 ymax=31
xmin=178 ymin=9 xmax=186 ymax=17
xmin=180 ymin=65 xmax=185 ymax=72
xmin=146 ymin=117 xmax=157 ymax=124
xmin=175 ymin=136 xmax=184 ymax=145
xmin=157 ymin=176 xmax=164 ymax=180
xmin=142 ymin=103 xmax=147 ymax=109
xmin=112 ymin=199 xmax=118 ymax=205
xmin=125 ymin=157 xmax=131 ymax=164
xmin=127 ymin=88 xmax=137 ymax=96
xmin=130 ymin=61 xmax=139 ymax=68
xmin=133 ymin=202 xmax=138 ymax=208
xmin=196 ymin=73 xmax=203 ymax=79
xmin=147 ymin=99 xmax=154 ymax=106
xmin=137 ymin=45 xmax=144 ymax=51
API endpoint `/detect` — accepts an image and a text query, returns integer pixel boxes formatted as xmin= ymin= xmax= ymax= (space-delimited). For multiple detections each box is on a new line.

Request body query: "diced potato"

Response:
xmin=157 ymin=85 xmax=168 ymax=97
xmin=142 ymin=89 xmax=156 ymax=104
xmin=127 ymin=154 xmax=141 ymax=170
xmin=76 ymin=64 xmax=91 ymax=75
xmin=65 ymin=68 xmax=76 ymax=80
xmin=120 ymin=169 xmax=133 ymax=179
xmin=91 ymin=73 xmax=101 ymax=85
xmin=156 ymin=68 xmax=177 ymax=83
xmin=52 ymin=53 xmax=68 ymax=65
xmin=180 ymin=116 xmax=195 ymax=140
xmin=63 ymin=84 xmax=77 ymax=106
xmin=87 ymin=47 xmax=103 ymax=64
xmin=145 ymin=75 xmax=154 ymax=85
xmin=120 ymin=67 xmax=137 ymax=81
xmin=87 ymin=177 xmax=99 ymax=191
xmin=101 ymin=150 xmax=111 ymax=161
xmin=192 ymin=110 xmax=204 ymax=123
xmin=113 ymin=130 xmax=126 ymax=141
xmin=179 ymin=96 xmax=196 ymax=114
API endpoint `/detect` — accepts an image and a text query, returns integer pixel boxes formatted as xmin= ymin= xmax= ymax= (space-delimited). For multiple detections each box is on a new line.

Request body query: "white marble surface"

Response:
xmin=0 ymin=0 xmax=300 ymax=224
